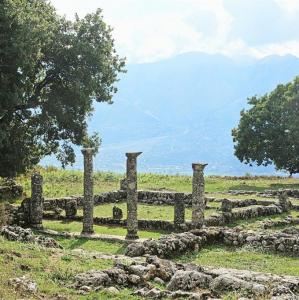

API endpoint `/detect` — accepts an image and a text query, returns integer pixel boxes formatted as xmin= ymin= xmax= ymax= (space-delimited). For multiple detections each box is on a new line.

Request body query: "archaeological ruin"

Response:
xmin=1 ymin=149 xmax=299 ymax=299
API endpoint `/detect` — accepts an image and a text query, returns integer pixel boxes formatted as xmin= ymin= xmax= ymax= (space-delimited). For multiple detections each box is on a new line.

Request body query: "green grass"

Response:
xmin=0 ymin=236 xmax=141 ymax=300
xmin=178 ymin=244 xmax=299 ymax=276
xmin=10 ymin=167 xmax=299 ymax=200
xmin=76 ymin=202 xmax=219 ymax=221
xmin=43 ymin=220 xmax=163 ymax=239
xmin=55 ymin=236 xmax=126 ymax=254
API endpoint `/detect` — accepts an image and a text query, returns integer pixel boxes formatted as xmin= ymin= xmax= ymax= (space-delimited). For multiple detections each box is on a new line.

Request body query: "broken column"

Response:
xmin=30 ymin=172 xmax=44 ymax=229
xmin=125 ymin=152 xmax=142 ymax=240
xmin=65 ymin=200 xmax=77 ymax=219
xmin=278 ymin=190 xmax=290 ymax=212
xmin=174 ymin=192 xmax=185 ymax=231
xmin=191 ymin=163 xmax=208 ymax=228
xmin=81 ymin=148 xmax=95 ymax=235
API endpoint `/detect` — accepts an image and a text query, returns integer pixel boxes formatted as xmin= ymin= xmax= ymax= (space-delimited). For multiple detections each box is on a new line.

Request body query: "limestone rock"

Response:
xmin=0 ymin=226 xmax=62 ymax=248
xmin=167 ymin=270 xmax=212 ymax=291
xmin=210 ymin=274 xmax=266 ymax=296
xmin=9 ymin=276 xmax=37 ymax=294
xmin=125 ymin=242 xmax=145 ymax=257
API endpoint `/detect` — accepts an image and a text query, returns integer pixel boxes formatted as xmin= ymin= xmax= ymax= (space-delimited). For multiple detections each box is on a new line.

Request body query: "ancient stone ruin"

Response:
xmin=81 ymin=148 xmax=95 ymax=235
xmin=1 ymin=153 xmax=299 ymax=299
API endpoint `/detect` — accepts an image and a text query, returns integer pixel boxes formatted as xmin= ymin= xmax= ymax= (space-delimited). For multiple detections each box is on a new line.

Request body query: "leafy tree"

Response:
xmin=0 ymin=0 xmax=125 ymax=178
xmin=232 ymin=76 xmax=299 ymax=176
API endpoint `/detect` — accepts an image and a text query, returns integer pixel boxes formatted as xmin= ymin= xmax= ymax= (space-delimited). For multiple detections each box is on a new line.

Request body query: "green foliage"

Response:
xmin=0 ymin=0 xmax=125 ymax=177
xmin=232 ymin=77 xmax=299 ymax=175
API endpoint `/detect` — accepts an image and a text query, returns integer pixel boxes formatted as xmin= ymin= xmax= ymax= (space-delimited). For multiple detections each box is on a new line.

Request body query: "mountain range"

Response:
xmin=43 ymin=52 xmax=299 ymax=175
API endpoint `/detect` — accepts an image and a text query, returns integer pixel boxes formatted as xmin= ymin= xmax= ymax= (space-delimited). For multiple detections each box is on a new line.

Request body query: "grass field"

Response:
xmin=75 ymin=202 xmax=220 ymax=220
xmin=178 ymin=244 xmax=299 ymax=276
xmin=11 ymin=167 xmax=299 ymax=200
xmin=43 ymin=220 xmax=163 ymax=239
xmin=1 ymin=168 xmax=299 ymax=299
xmin=0 ymin=236 xmax=139 ymax=300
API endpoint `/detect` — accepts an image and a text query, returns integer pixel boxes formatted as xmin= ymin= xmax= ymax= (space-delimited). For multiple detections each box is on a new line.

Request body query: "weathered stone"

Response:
xmin=278 ymin=190 xmax=290 ymax=212
xmin=65 ymin=200 xmax=77 ymax=219
xmin=125 ymin=152 xmax=142 ymax=240
xmin=125 ymin=242 xmax=145 ymax=257
xmin=191 ymin=163 xmax=208 ymax=228
xmin=210 ymin=274 xmax=266 ymax=295
xmin=221 ymin=198 xmax=233 ymax=212
xmin=30 ymin=173 xmax=43 ymax=229
xmin=167 ymin=270 xmax=212 ymax=291
xmin=9 ymin=276 xmax=37 ymax=294
xmin=81 ymin=148 xmax=95 ymax=235
xmin=1 ymin=226 xmax=62 ymax=248
xmin=120 ymin=178 xmax=127 ymax=191
xmin=174 ymin=192 xmax=185 ymax=231
xmin=112 ymin=206 xmax=123 ymax=220
xmin=105 ymin=286 xmax=119 ymax=294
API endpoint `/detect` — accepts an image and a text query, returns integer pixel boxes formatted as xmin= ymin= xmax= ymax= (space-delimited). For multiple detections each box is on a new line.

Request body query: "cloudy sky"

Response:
xmin=50 ymin=0 xmax=299 ymax=63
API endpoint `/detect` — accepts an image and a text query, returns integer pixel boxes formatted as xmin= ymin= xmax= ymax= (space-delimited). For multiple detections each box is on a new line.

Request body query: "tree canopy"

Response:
xmin=0 ymin=0 xmax=125 ymax=177
xmin=232 ymin=76 xmax=299 ymax=175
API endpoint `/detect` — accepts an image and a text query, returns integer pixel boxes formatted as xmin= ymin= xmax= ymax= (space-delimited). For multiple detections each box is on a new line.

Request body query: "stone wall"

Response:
xmin=43 ymin=203 xmax=284 ymax=231
xmin=224 ymin=204 xmax=282 ymax=221
xmin=222 ymin=228 xmax=299 ymax=256
xmin=126 ymin=227 xmax=299 ymax=258
xmin=43 ymin=191 xmax=214 ymax=210
xmin=229 ymin=188 xmax=299 ymax=198
xmin=220 ymin=198 xmax=276 ymax=210
xmin=4 ymin=199 xmax=31 ymax=227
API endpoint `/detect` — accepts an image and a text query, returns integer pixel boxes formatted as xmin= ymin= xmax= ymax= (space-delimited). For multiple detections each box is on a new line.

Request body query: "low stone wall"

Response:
xmin=4 ymin=199 xmax=31 ymax=227
xmin=126 ymin=227 xmax=299 ymax=258
xmin=220 ymin=198 xmax=276 ymax=210
xmin=222 ymin=228 xmax=299 ymax=256
xmin=43 ymin=203 xmax=284 ymax=231
xmin=262 ymin=216 xmax=299 ymax=229
xmin=229 ymin=188 xmax=299 ymax=198
xmin=224 ymin=204 xmax=282 ymax=222
xmin=43 ymin=191 xmax=214 ymax=210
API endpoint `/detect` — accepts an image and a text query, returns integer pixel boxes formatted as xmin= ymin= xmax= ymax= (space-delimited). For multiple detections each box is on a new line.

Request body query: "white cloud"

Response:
xmin=274 ymin=0 xmax=299 ymax=14
xmin=50 ymin=0 xmax=299 ymax=63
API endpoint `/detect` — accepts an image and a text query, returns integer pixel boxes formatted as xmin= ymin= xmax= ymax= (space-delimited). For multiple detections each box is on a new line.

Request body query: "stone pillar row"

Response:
xmin=27 ymin=151 xmax=208 ymax=237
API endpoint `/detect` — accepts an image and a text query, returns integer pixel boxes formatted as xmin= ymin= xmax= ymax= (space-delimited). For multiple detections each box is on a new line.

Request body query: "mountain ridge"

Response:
xmin=43 ymin=52 xmax=299 ymax=175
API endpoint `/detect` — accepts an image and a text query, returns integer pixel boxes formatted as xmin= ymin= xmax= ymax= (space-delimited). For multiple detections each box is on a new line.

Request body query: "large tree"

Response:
xmin=232 ymin=76 xmax=299 ymax=175
xmin=0 ymin=0 xmax=125 ymax=178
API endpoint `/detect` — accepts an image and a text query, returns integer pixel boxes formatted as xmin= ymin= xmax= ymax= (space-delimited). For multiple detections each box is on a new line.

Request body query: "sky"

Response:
xmin=50 ymin=0 xmax=299 ymax=63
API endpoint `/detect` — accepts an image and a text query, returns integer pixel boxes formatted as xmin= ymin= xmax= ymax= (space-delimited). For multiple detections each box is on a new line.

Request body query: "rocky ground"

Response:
xmin=1 ymin=225 xmax=299 ymax=299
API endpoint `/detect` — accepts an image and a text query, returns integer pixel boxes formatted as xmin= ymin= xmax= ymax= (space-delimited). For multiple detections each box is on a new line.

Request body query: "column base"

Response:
xmin=125 ymin=231 xmax=139 ymax=240
xmin=81 ymin=230 xmax=95 ymax=236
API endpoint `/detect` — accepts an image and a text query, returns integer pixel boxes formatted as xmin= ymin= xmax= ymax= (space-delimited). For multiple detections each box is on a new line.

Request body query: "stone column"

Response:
xmin=191 ymin=163 xmax=208 ymax=228
xmin=81 ymin=148 xmax=95 ymax=235
xmin=174 ymin=192 xmax=185 ymax=231
xmin=30 ymin=172 xmax=44 ymax=229
xmin=125 ymin=152 xmax=142 ymax=240
xmin=278 ymin=190 xmax=289 ymax=212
